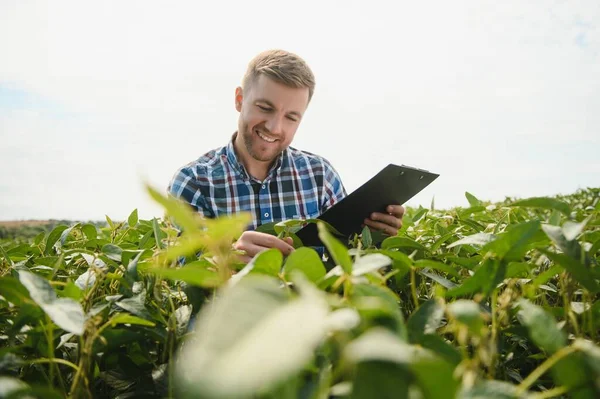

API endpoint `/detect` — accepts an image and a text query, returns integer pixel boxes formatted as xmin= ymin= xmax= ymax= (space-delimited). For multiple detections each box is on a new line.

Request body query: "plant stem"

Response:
xmin=28 ymin=358 xmax=80 ymax=373
xmin=410 ymin=267 xmax=419 ymax=310
xmin=516 ymin=345 xmax=578 ymax=394
xmin=489 ymin=289 xmax=498 ymax=378
xmin=527 ymin=385 xmax=570 ymax=399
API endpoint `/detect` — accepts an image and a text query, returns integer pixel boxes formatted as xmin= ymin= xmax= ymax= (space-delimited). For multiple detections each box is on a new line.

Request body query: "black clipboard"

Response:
xmin=295 ymin=164 xmax=439 ymax=246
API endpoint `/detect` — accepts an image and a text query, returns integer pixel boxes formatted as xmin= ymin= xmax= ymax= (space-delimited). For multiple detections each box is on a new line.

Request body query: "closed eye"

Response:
xmin=257 ymin=105 xmax=272 ymax=112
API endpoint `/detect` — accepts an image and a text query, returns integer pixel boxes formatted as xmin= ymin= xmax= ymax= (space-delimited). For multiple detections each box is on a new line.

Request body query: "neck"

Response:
xmin=232 ymin=133 xmax=271 ymax=181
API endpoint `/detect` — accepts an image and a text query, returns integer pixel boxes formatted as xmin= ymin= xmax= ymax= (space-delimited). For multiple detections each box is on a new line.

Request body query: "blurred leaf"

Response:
xmin=381 ymin=236 xmax=427 ymax=252
xmin=150 ymin=260 xmax=221 ymax=288
xmin=283 ymin=247 xmax=326 ymax=283
xmin=541 ymin=249 xmax=600 ymax=293
xmin=177 ymin=275 xmax=329 ymax=398
xmin=108 ymin=313 xmax=156 ymax=328
xmin=414 ymin=259 xmax=459 ymax=278
xmin=407 ymin=298 xmax=445 ymax=341
xmin=447 ymin=300 xmax=484 ymax=336
xmin=509 ymin=197 xmax=571 ymax=216
xmin=482 ymin=221 xmax=541 ymax=261
xmin=350 ymin=362 xmax=409 ymax=399
xmin=0 ymin=276 xmax=31 ymax=305
xmin=516 ymin=298 xmax=566 ymax=354
xmin=147 ymin=185 xmax=203 ymax=234
xmin=460 ymin=380 xmax=523 ymax=398
xmin=18 ymin=271 xmax=85 ymax=335
xmin=251 ymin=248 xmax=283 ymax=277
xmin=447 ymin=233 xmax=496 ymax=249
xmin=352 ymin=253 xmax=392 ymax=276
xmin=318 ymin=221 xmax=352 ymax=274
xmin=562 ymin=217 xmax=590 ymax=241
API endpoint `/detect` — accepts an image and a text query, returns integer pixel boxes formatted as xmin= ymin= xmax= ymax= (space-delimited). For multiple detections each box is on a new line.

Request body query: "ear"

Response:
xmin=234 ymin=87 xmax=243 ymax=112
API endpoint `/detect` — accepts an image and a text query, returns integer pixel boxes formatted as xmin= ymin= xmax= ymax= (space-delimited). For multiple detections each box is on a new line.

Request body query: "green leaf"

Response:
xmin=465 ymin=192 xmax=481 ymax=207
xmin=81 ymin=223 xmax=98 ymax=240
xmin=18 ymin=271 xmax=85 ymax=335
xmin=344 ymin=328 xmax=458 ymax=399
xmin=482 ymin=221 xmax=541 ymax=261
xmin=0 ymin=276 xmax=31 ymax=305
xmin=317 ymin=221 xmax=353 ymax=273
xmin=151 ymin=261 xmax=221 ymax=288
xmin=352 ymin=253 xmax=392 ymax=276
xmin=460 ymin=380 xmax=523 ymax=398
xmin=447 ymin=233 xmax=496 ymax=249
xmin=44 ymin=225 xmax=68 ymax=255
xmin=176 ymin=275 xmax=330 ymax=398
xmin=350 ymin=362 xmax=409 ymax=399
xmin=540 ymin=249 xmax=600 ymax=293
xmin=108 ymin=313 xmax=156 ymax=328
xmin=509 ymin=197 xmax=571 ymax=215
xmin=407 ymin=298 xmax=445 ymax=341
xmin=381 ymin=236 xmax=427 ymax=252
xmin=251 ymin=248 xmax=283 ymax=277
xmin=282 ymin=247 xmax=326 ymax=283
xmin=147 ymin=184 xmax=204 ymax=234
xmin=447 ymin=300 xmax=484 ymax=336
xmin=360 ymin=225 xmax=372 ymax=248
xmin=115 ymin=294 xmax=153 ymax=320
xmin=562 ymin=217 xmax=590 ymax=241
xmin=516 ymin=298 xmax=566 ymax=354
xmin=102 ymin=244 xmax=122 ymax=262
xmin=446 ymin=258 xmax=500 ymax=298
xmin=128 ymin=209 xmax=139 ymax=227
xmin=413 ymin=259 xmax=459 ymax=278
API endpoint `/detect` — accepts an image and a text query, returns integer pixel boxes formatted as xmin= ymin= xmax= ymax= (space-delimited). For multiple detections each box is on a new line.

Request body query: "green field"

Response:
xmin=1 ymin=187 xmax=599 ymax=398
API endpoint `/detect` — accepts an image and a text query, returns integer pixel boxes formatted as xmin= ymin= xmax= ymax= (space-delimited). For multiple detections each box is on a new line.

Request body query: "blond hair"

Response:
xmin=242 ymin=49 xmax=316 ymax=102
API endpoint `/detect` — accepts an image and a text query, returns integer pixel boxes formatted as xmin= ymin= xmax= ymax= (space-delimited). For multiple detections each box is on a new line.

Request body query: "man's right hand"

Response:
xmin=233 ymin=231 xmax=295 ymax=263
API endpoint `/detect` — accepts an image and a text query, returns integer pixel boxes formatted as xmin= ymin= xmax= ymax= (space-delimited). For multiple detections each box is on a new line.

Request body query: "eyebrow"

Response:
xmin=255 ymin=99 xmax=303 ymax=119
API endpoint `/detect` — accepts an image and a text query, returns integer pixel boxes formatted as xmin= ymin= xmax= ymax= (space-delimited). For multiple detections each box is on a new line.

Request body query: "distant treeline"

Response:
xmin=0 ymin=220 xmax=103 ymax=241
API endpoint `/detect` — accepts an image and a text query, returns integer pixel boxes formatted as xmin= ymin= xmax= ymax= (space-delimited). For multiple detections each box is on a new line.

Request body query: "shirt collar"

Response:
xmin=226 ymin=132 xmax=288 ymax=182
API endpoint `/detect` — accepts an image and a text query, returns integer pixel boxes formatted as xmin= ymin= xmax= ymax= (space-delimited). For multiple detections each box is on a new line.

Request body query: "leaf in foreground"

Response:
xmin=19 ymin=271 xmax=85 ymax=335
xmin=176 ymin=275 xmax=330 ymax=398
xmin=516 ymin=298 xmax=566 ymax=354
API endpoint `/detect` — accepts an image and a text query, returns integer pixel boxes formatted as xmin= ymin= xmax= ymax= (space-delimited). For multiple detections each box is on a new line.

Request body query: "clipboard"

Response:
xmin=295 ymin=164 xmax=439 ymax=246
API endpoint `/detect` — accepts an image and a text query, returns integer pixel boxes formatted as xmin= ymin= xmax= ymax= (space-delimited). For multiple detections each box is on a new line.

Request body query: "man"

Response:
xmin=169 ymin=50 xmax=404 ymax=263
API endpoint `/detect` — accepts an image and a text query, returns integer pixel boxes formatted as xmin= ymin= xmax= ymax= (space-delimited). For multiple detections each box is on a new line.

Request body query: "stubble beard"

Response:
xmin=241 ymin=124 xmax=282 ymax=163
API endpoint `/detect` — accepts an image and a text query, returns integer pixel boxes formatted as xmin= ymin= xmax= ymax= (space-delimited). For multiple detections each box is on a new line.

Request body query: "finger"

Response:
xmin=370 ymin=212 xmax=402 ymax=229
xmin=386 ymin=205 xmax=405 ymax=217
xmin=284 ymin=236 xmax=294 ymax=246
xmin=364 ymin=218 xmax=399 ymax=236
xmin=251 ymin=233 xmax=295 ymax=254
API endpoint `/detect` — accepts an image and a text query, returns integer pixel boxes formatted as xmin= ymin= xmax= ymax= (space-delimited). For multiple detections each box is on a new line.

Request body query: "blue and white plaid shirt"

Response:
xmin=168 ymin=133 xmax=347 ymax=230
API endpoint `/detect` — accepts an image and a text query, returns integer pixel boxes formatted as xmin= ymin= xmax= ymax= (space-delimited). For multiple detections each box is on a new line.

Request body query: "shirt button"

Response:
xmin=261 ymin=184 xmax=266 ymax=189
xmin=264 ymin=212 xmax=269 ymax=218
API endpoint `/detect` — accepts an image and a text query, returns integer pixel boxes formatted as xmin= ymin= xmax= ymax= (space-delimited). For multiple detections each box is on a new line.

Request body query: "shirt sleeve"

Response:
xmin=168 ymin=166 xmax=214 ymax=218
xmin=320 ymin=160 xmax=347 ymax=214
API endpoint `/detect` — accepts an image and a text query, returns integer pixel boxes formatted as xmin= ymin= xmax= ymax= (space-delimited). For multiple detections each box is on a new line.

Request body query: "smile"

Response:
xmin=256 ymin=130 xmax=277 ymax=143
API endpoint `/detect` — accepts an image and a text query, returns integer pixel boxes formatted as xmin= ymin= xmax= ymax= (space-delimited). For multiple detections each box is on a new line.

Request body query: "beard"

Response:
xmin=240 ymin=123 xmax=285 ymax=163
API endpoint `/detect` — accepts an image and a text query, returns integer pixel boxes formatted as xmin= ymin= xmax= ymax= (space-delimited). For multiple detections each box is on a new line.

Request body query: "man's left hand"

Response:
xmin=364 ymin=205 xmax=405 ymax=236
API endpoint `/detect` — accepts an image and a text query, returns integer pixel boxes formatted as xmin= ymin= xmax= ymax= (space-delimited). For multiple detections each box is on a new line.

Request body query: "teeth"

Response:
xmin=257 ymin=131 xmax=276 ymax=143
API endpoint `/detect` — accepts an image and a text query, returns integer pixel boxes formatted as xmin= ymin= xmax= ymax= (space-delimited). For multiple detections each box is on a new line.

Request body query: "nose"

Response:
xmin=265 ymin=114 xmax=284 ymax=135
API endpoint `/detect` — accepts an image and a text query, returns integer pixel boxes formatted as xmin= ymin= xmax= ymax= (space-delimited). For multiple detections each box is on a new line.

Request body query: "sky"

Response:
xmin=0 ymin=0 xmax=599 ymax=222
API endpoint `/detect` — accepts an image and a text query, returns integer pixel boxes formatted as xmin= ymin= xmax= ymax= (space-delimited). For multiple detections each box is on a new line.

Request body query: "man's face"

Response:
xmin=235 ymin=75 xmax=309 ymax=165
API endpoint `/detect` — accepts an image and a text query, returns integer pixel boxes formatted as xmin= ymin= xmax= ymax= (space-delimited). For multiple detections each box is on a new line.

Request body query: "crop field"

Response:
xmin=0 ymin=187 xmax=599 ymax=398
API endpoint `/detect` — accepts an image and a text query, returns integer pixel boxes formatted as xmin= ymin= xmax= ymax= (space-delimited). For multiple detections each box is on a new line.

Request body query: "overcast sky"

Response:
xmin=1 ymin=0 xmax=598 ymax=222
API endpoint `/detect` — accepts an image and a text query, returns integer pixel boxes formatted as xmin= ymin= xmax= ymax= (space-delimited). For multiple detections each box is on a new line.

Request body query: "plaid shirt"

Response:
xmin=168 ymin=133 xmax=347 ymax=230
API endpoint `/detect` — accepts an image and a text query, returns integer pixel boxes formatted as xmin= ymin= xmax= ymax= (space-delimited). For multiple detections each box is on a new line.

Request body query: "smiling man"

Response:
xmin=168 ymin=50 xmax=404 ymax=262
